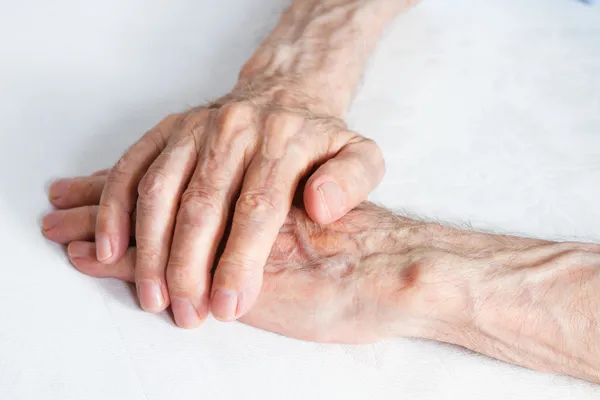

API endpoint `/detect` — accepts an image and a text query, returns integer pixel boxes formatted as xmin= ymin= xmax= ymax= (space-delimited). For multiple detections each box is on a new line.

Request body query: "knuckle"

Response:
xmin=87 ymin=206 xmax=98 ymax=228
xmin=97 ymin=193 xmax=129 ymax=217
xmin=364 ymin=138 xmax=385 ymax=164
xmin=363 ymin=138 xmax=386 ymax=178
xmin=159 ymin=113 xmax=183 ymax=127
xmin=235 ymin=190 xmax=281 ymax=221
xmin=182 ymin=109 xmax=209 ymax=126
xmin=180 ymin=111 xmax=210 ymax=150
xmin=196 ymin=157 xmax=232 ymax=188
xmin=218 ymin=257 xmax=259 ymax=278
xmin=265 ymin=111 xmax=306 ymax=138
xmin=362 ymin=137 xmax=381 ymax=155
xmin=136 ymin=245 xmax=163 ymax=268
xmin=111 ymin=154 xmax=134 ymax=180
xmin=265 ymin=111 xmax=304 ymax=134
xmin=271 ymin=90 xmax=304 ymax=109
xmin=218 ymin=102 xmax=255 ymax=126
xmin=215 ymin=103 xmax=256 ymax=152
xmin=138 ymin=170 xmax=168 ymax=200
xmin=261 ymin=112 xmax=305 ymax=160
xmin=166 ymin=261 xmax=191 ymax=284
xmin=177 ymin=188 xmax=222 ymax=227
xmin=166 ymin=258 xmax=210 ymax=296
xmin=145 ymin=129 xmax=167 ymax=153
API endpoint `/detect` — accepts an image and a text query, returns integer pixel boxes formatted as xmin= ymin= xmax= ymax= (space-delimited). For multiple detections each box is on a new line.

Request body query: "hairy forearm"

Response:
xmin=341 ymin=205 xmax=600 ymax=382
xmin=238 ymin=0 xmax=417 ymax=117
xmin=438 ymin=238 xmax=600 ymax=383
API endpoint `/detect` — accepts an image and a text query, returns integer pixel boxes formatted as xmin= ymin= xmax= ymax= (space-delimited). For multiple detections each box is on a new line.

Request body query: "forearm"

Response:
xmin=438 ymin=239 xmax=600 ymax=383
xmin=376 ymin=215 xmax=600 ymax=382
xmin=238 ymin=0 xmax=416 ymax=117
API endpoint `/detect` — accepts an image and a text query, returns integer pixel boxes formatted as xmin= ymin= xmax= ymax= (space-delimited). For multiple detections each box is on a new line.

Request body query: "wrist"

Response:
xmin=340 ymin=204 xmax=476 ymax=340
xmin=237 ymin=50 xmax=352 ymax=119
xmin=366 ymin=218 xmax=548 ymax=341
xmin=237 ymin=0 xmax=414 ymax=118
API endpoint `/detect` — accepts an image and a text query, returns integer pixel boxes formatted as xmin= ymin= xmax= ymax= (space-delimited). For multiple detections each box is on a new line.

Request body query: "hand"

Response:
xmin=81 ymin=78 xmax=384 ymax=328
xmin=44 ymin=171 xmax=417 ymax=343
xmin=53 ymin=0 xmax=418 ymax=329
xmin=44 ymin=172 xmax=600 ymax=383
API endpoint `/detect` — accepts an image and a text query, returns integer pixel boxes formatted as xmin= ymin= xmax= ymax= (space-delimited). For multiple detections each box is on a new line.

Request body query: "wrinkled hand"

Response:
xmin=44 ymin=171 xmax=407 ymax=342
xmin=44 ymin=172 xmax=600 ymax=381
xmin=51 ymin=78 xmax=384 ymax=328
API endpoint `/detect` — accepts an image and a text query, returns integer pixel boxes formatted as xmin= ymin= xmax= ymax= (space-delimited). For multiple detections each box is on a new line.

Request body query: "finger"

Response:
xmin=96 ymin=115 xmax=177 ymax=265
xmin=211 ymin=112 xmax=308 ymax=322
xmin=304 ymin=136 xmax=385 ymax=224
xmin=91 ymin=169 xmax=111 ymax=176
xmin=42 ymin=206 xmax=98 ymax=244
xmin=68 ymin=241 xmax=135 ymax=282
xmin=134 ymin=123 xmax=201 ymax=314
xmin=43 ymin=205 xmax=136 ymax=244
xmin=49 ymin=176 xmax=106 ymax=209
xmin=167 ymin=104 xmax=254 ymax=328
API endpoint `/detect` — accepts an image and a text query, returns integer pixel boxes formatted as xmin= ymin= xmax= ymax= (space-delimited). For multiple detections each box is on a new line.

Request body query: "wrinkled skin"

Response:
xmin=44 ymin=171 xmax=408 ymax=344
xmin=43 ymin=172 xmax=600 ymax=383
xmin=88 ymin=78 xmax=385 ymax=328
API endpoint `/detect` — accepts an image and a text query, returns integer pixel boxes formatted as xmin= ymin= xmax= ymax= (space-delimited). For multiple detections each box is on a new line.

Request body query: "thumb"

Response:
xmin=304 ymin=136 xmax=385 ymax=224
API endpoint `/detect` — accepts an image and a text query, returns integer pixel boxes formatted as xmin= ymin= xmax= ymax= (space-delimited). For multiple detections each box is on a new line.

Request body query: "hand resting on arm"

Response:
xmin=91 ymin=0 xmax=416 ymax=328
xmin=44 ymin=171 xmax=600 ymax=384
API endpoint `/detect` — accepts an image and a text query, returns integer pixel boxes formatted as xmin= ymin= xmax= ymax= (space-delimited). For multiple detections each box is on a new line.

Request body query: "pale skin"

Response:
xmin=77 ymin=0 xmax=420 ymax=328
xmin=43 ymin=171 xmax=600 ymax=383
xmin=42 ymin=0 xmax=600 ymax=385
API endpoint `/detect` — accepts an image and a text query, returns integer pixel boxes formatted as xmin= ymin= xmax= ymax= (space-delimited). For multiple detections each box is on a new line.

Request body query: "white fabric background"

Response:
xmin=1 ymin=0 xmax=599 ymax=399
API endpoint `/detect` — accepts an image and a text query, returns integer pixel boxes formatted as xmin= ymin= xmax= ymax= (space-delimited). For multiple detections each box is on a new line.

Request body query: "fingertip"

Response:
xmin=67 ymin=242 xmax=100 ymax=275
xmin=171 ymin=298 xmax=206 ymax=329
xmin=48 ymin=179 xmax=70 ymax=206
xmin=137 ymin=279 xmax=169 ymax=313
xmin=68 ymin=242 xmax=137 ymax=282
xmin=95 ymin=233 xmax=115 ymax=263
xmin=304 ymin=176 xmax=346 ymax=224
xmin=68 ymin=241 xmax=95 ymax=258
xmin=41 ymin=211 xmax=60 ymax=233
xmin=41 ymin=211 xmax=68 ymax=244
xmin=303 ymin=185 xmax=330 ymax=224
xmin=304 ymin=138 xmax=385 ymax=225
xmin=210 ymin=287 xmax=239 ymax=322
xmin=95 ymin=221 xmax=130 ymax=264
xmin=210 ymin=268 xmax=263 ymax=322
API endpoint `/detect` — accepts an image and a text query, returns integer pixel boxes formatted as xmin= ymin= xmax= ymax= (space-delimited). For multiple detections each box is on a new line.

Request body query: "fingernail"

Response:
xmin=171 ymin=298 xmax=201 ymax=329
xmin=211 ymin=288 xmax=238 ymax=321
xmin=42 ymin=212 xmax=62 ymax=231
xmin=317 ymin=181 xmax=345 ymax=221
xmin=137 ymin=280 xmax=165 ymax=312
xmin=68 ymin=242 xmax=94 ymax=259
xmin=49 ymin=179 xmax=70 ymax=200
xmin=96 ymin=234 xmax=112 ymax=262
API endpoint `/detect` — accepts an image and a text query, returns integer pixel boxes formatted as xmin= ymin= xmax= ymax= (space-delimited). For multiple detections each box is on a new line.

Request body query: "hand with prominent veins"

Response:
xmin=44 ymin=171 xmax=600 ymax=384
xmin=83 ymin=0 xmax=416 ymax=328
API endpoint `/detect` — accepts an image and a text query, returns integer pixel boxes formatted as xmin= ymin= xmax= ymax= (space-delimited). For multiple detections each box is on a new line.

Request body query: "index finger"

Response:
xmin=95 ymin=116 xmax=177 ymax=264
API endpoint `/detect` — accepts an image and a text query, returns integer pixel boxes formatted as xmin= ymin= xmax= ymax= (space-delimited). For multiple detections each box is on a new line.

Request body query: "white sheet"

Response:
xmin=1 ymin=0 xmax=599 ymax=398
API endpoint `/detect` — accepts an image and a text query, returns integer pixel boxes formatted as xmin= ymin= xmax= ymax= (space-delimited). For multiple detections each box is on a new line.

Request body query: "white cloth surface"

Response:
xmin=1 ymin=0 xmax=599 ymax=399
